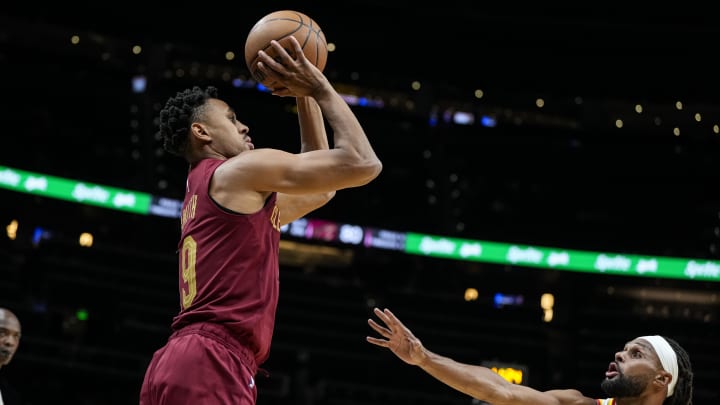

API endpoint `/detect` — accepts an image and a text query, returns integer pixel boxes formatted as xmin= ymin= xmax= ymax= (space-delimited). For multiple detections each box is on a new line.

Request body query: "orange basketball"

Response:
xmin=244 ymin=10 xmax=328 ymax=86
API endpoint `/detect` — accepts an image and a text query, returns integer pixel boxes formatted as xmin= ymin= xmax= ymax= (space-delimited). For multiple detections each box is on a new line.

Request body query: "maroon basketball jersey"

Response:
xmin=170 ymin=158 xmax=281 ymax=365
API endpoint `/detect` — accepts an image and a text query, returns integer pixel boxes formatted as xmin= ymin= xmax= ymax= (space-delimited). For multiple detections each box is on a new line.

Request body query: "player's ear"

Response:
xmin=653 ymin=370 xmax=671 ymax=391
xmin=190 ymin=122 xmax=210 ymax=140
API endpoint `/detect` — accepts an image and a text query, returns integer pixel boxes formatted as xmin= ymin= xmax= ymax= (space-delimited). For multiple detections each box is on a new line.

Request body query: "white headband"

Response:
xmin=639 ymin=335 xmax=678 ymax=397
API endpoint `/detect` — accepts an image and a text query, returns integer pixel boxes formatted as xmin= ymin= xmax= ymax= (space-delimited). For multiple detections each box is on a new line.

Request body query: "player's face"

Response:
xmin=203 ymin=99 xmax=253 ymax=157
xmin=0 ymin=310 xmax=21 ymax=366
xmin=601 ymin=338 xmax=662 ymax=398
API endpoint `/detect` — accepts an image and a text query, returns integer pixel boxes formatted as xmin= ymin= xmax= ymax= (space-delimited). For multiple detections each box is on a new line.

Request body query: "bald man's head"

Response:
xmin=0 ymin=308 xmax=21 ymax=367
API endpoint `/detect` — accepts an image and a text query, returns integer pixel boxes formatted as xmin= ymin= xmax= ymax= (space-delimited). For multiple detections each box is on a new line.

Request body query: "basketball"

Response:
xmin=244 ymin=10 xmax=328 ymax=86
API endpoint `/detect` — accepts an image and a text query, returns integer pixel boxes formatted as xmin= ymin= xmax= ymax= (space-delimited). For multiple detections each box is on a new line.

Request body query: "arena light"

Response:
xmin=32 ymin=226 xmax=52 ymax=247
xmin=79 ymin=232 xmax=94 ymax=247
xmin=481 ymin=361 xmax=528 ymax=385
xmin=493 ymin=292 xmax=524 ymax=308
xmin=452 ymin=111 xmax=475 ymax=125
xmin=464 ymin=287 xmax=479 ymax=302
xmin=480 ymin=115 xmax=497 ymax=127
xmin=131 ymin=75 xmax=146 ymax=93
xmin=541 ymin=293 xmax=555 ymax=322
xmin=6 ymin=219 xmax=18 ymax=240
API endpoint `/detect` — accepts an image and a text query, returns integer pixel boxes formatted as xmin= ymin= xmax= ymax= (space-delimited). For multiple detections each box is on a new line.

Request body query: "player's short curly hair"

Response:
xmin=157 ymin=86 xmax=219 ymax=157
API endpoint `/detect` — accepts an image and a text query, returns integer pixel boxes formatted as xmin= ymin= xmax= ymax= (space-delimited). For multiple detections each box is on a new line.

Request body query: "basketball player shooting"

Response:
xmin=139 ymin=34 xmax=382 ymax=405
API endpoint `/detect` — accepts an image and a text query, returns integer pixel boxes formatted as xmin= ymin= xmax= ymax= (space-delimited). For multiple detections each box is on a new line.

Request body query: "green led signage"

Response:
xmin=405 ymin=233 xmax=720 ymax=282
xmin=3 ymin=164 xmax=718 ymax=283
xmin=0 ymin=166 xmax=151 ymax=215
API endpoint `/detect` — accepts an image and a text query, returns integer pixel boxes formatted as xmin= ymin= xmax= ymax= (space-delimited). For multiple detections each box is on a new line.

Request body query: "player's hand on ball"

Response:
xmin=256 ymin=36 xmax=328 ymax=97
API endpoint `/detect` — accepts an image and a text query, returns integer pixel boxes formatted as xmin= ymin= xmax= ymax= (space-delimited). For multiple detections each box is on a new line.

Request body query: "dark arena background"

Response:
xmin=1 ymin=2 xmax=719 ymax=404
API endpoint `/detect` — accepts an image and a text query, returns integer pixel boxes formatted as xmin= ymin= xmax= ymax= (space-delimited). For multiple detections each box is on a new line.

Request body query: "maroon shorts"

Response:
xmin=140 ymin=322 xmax=258 ymax=405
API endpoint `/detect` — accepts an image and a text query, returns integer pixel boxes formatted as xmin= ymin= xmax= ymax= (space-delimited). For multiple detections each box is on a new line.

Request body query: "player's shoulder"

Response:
xmin=221 ymin=147 xmax=295 ymax=170
xmin=231 ymin=147 xmax=289 ymax=161
xmin=212 ymin=147 xmax=290 ymax=186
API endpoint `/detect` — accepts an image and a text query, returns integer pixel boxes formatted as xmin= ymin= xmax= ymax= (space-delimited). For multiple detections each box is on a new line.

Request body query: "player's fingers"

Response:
xmin=373 ymin=307 xmax=392 ymax=325
xmin=257 ymin=50 xmax=286 ymax=74
xmin=257 ymin=63 xmax=289 ymax=90
xmin=368 ymin=319 xmax=391 ymax=338
xmin=268 ymin=39 xmax=297 ymax=66
xmin=366 ymin=336 xmax=389 ymax=347
xmin=383 ymin=308 xmax=406 ymax=328
xmin=285 ymin=35 xmax=306 ymax=61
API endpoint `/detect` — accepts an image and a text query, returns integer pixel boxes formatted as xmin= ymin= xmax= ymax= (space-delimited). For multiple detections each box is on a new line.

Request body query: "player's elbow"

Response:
xmin=352 ymin=159 xmax=382 ymax=186
xmin=364 ymin=158 xmax=383 ymax=181
xmin=321 ymin=190 xmax=337 ymax=204
xmin=324 ymin=156 xmax=382 ymax=189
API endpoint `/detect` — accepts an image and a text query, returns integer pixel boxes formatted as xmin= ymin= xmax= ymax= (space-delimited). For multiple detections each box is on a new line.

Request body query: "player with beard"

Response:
xmin=367 ymin=307 xmax=693 ymax=405
xmin=0 ymin=307 xmax=22 ymax=405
